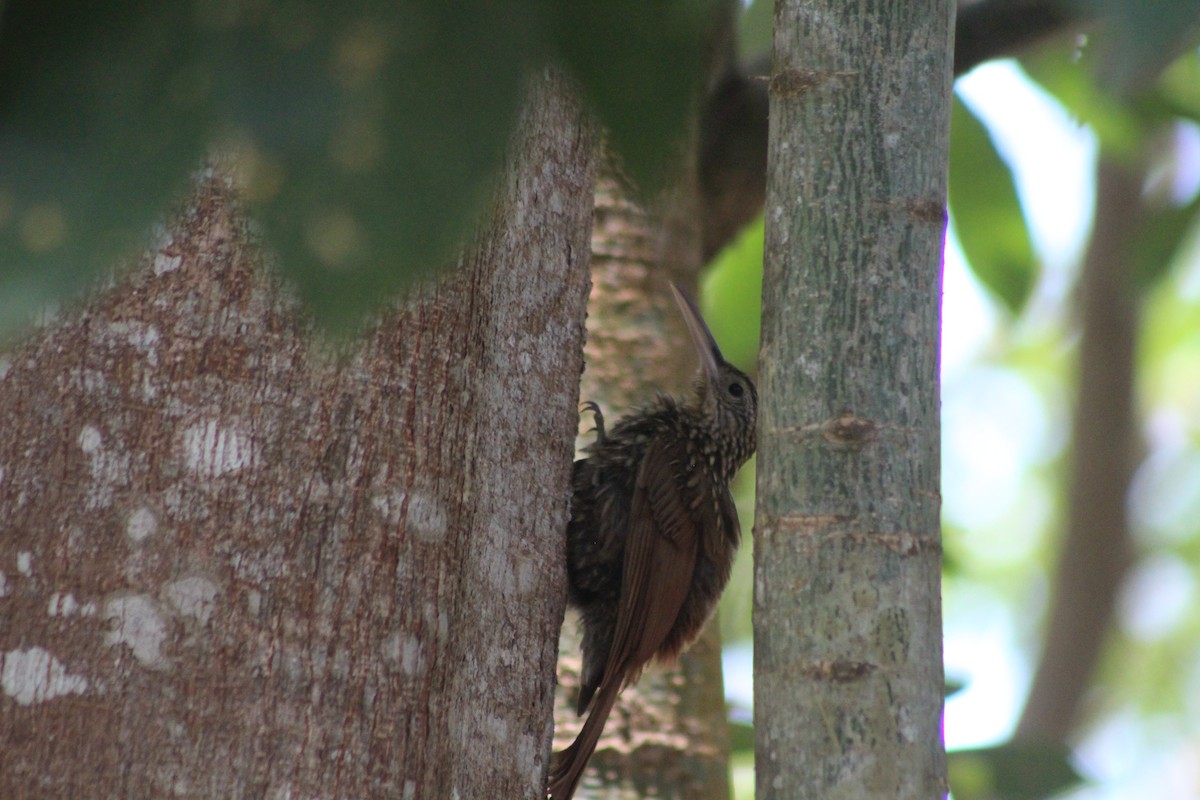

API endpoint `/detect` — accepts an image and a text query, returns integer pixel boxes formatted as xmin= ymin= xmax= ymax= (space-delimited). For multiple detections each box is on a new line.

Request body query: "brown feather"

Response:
xmin=553 ymin=285 xmax=756 ymax=799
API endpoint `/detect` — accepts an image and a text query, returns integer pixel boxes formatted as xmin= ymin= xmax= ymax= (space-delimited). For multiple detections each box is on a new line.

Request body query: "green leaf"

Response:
xmin=949 ymin=741 xmax=1084 ymax=800
xmin=547 ymin=0 xmax=717 ymax=193
xmin=0 ymin=0 xmax=214 ymax=339
xmin=0 ymin=0 xmax=722 ymax=335
xmin=217 ymin=1 xmax=538 ymax=331
xmin=1155 ymin=52 xmax=1200 ymax=123
xmin=1130 ymin=189 xmax=1200 ymax=290
xmin=1020 ymin=52 xmax=1146 ymax=155
xmin=949 ymin=96 xmax=1036 ymax=314
xmin=728 ymin=714 xmax=754 ymax=756
xmin=0 ymin=0 xmax=539 ymax=336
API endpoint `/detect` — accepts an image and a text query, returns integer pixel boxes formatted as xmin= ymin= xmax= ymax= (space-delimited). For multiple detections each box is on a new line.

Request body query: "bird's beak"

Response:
xmin=669 ymin=282 xmax=723 ymax=383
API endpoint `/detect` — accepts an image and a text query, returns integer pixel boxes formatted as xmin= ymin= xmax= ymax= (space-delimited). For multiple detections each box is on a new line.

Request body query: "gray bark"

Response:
xmin=754 ymin=1 xmax=953 ymax=798
xmin=0 ymin=72 xmax=594 ymax=799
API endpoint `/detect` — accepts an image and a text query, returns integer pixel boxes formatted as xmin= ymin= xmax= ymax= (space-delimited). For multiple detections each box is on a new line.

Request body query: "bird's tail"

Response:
xmin=547 ymin=672 xmax=623 ymax=800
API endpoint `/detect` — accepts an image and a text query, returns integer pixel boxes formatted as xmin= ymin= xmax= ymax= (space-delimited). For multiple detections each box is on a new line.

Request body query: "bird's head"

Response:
xmin=669 ymin=283 xmax=758 ymax=471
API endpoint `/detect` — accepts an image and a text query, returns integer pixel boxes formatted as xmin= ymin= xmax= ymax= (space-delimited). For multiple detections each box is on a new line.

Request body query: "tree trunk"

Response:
xmin=754 ymin=1 xmax=952 ymax=798
xmin=0 ymin=72 xmax=594 ymax=799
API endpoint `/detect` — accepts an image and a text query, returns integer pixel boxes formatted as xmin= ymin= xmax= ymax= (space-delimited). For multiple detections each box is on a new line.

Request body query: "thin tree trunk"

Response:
xmin=1015 ymin=152 xmax=1140 ymax=742
xmin=0 ymin=72 xmax=594 ymax=799
xmin=755 ymin=1 xmax=952 ymax=798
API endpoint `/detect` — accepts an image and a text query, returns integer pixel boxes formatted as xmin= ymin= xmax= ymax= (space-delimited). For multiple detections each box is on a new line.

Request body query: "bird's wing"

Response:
xmin=604 ymin=435 xmax=700 ymax=682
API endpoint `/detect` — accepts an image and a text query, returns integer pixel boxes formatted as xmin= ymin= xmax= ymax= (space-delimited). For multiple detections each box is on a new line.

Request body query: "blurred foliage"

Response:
xmin=949 ymin=742 xmax=1083 ymax=800
xmin=547 ymin=0 xmax=716 ymax=194
xmin=1094 ymin=0 xmax=1200 ymax=94
xmin=702 ymin=216 xmax=763 ymax=373
xmin=728 ymin=716 xmax=1083 ymax=800
xmin=735 ymin=0 xmax=772 ymax=62
xmin=950 ymin=96 xmax=1036 ymax=313
xmin=0 ymin=0 xmax=718 ymax=336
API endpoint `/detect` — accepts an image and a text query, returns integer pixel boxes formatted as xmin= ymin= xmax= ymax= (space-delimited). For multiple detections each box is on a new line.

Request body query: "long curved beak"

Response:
xmin=669 ymin=282 xmax=723 ymax=383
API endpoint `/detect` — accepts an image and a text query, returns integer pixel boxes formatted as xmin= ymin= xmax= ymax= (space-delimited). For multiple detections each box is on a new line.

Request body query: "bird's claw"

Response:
xmin=579 ymin=400 xmax=606 ymax=442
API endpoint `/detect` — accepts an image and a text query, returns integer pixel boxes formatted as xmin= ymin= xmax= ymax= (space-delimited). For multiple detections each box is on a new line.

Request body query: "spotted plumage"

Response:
xmin=549 ymin=284 xmax=757 ymax=800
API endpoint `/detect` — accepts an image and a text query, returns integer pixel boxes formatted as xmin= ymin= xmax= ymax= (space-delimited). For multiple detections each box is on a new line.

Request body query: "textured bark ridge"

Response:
xmin=0 ymin=74 xmax=594 ymax=799
xmin=755 ymin=1 xmax=952 ymax=798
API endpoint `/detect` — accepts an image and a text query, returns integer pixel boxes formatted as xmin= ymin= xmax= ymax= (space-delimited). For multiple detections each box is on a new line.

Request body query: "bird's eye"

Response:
xmin=728 ymin=382 xmax=744 ymax=398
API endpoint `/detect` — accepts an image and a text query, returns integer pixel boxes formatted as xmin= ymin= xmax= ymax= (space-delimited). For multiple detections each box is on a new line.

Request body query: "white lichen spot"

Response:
xmin=516 ymin=560 xmax=536 ymax=594
xmin=246 ymin=589 xmax=262 ymax=616
xmin=375 ymin=489 xmax=447 ymax=542
xmin=0 ymin=357 xmax=9 ymax=379
xmin=132 ymin=323 xmax=160 ymax=350
xmin=78 ymin=425 xmax=103 ymax=454
xmin=407 ymin=491 xmax=448 ymax=543
xmin=153 ymin=252 xmax=183 ymax=275
xmin=2 ymin=646 xmax=89 ymax=705
xmin=896 ymin=703 xmax=918 ymax=743
xmin=105 ymin=595 xmax=168 ymax=668
xmin=482 ymin=551 xmax=512 ymax=593
xmin=182 ymin=418 xmax=258 ymax=477
xmin=164 ymin=576 xmax=219 ymax=625
xmin=48 ymin=592 xmax=81 ymax=617
xmin=485 ymin=714 xmax=509 ymax=741
xmin=107 ymin=319 xmax=161 ymax=351
xmin=76 ymin=426 xmax=127 ymax=510
xmin=126 ymin=506 xmax=159 ymax=542
xmin=400 ymin=634 xmax=427 ymax=676
xmin=265 ymin=782 xmax=295 ymax=800
xmin=17 ymin=551 xmax=32 ymax=576
xmin=518 ymin=732 xmax=539 ymax=771
xmin=306 ymin=473 xmax=332 ymax=503
xmin=372 ymin=488 xmax=405 ymax=527
xmin=381 ymin=631 xmax=402 ymax=662
xmin=0 ymin=570 xmax=8 ymax=597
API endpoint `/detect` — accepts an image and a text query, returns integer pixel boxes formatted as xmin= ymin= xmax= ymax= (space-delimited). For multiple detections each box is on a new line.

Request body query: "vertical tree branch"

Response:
xmin=755 ymin=1 xmax=952 ymax=797
xmin=1015 ymin=152 xmax=1141 ymax=742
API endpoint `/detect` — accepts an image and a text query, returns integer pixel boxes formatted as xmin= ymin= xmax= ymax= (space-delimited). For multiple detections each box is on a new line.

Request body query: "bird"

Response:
xmin=548 ymin=282 xmax=757 ymax=800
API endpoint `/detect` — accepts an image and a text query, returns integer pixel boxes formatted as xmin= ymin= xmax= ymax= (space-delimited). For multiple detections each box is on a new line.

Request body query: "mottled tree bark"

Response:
xmin=755 ymin=1 xmax=952 ymax=798
xmin=0 ymin=73 xmax=594 ymax=799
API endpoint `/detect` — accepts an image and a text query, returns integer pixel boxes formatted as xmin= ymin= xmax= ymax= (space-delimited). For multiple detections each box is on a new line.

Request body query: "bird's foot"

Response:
xmin=579 ymin=400 xmax=606 ymax=442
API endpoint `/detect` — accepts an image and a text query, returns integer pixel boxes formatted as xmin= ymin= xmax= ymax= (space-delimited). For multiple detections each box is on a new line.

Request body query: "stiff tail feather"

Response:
xmin=547 ymin=673 xmax=623 ymax=800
